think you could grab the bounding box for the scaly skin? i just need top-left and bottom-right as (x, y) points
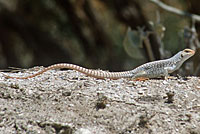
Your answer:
(4, 49), (195, 80)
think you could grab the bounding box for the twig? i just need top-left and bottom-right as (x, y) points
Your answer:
(149, 0), (200, 22)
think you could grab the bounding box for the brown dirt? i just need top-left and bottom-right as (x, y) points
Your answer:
(0, 68), (200, 134)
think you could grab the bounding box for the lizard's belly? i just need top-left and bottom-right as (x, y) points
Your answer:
(133, 68), (167, 79)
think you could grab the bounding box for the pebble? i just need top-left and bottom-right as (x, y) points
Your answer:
(163, 81), (168, 85)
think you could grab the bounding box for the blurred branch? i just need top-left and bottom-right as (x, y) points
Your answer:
(149, 0), (200, 22)
(138, 27), (155, 61)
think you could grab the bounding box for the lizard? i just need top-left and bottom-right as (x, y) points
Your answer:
(3, 49), (195, 80)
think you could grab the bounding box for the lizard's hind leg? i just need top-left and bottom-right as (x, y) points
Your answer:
(133, 77), (149, 81)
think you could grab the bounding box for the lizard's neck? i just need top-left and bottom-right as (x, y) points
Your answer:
(168, 51), (185, 71)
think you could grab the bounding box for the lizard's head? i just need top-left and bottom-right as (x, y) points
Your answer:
(168, 48), (195, 72)
(171, 48), (195, 68)
(180, 49), (195, 60)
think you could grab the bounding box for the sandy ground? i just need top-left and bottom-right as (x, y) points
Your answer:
(0, 68), (200, 134)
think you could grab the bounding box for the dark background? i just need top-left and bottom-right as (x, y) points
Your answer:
(0, 0), (199, 76)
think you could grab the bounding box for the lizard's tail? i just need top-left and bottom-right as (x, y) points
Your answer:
(4, 63), (133, 79)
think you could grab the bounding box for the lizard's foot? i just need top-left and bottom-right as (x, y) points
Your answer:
(164, 76), (176, 80)
(133, 77), (149, 81)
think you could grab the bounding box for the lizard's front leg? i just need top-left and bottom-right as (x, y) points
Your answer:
(163, 67), (175, 80)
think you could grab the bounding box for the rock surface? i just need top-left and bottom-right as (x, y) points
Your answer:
(0, 68), (200, 134)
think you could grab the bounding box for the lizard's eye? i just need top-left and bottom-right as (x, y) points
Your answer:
(184, 49), (191, 53)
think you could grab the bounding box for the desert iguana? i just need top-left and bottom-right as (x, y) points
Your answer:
(4, 49), (195, 80)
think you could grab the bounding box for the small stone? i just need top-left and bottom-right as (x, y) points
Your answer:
(196, 86), (200, 89)
(62, 91), (71, 96)
(163, 81), (168, 85)
(165, 91), (175, 103)
(69, 104), (74, 107)
(138, 90), (144, 95)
